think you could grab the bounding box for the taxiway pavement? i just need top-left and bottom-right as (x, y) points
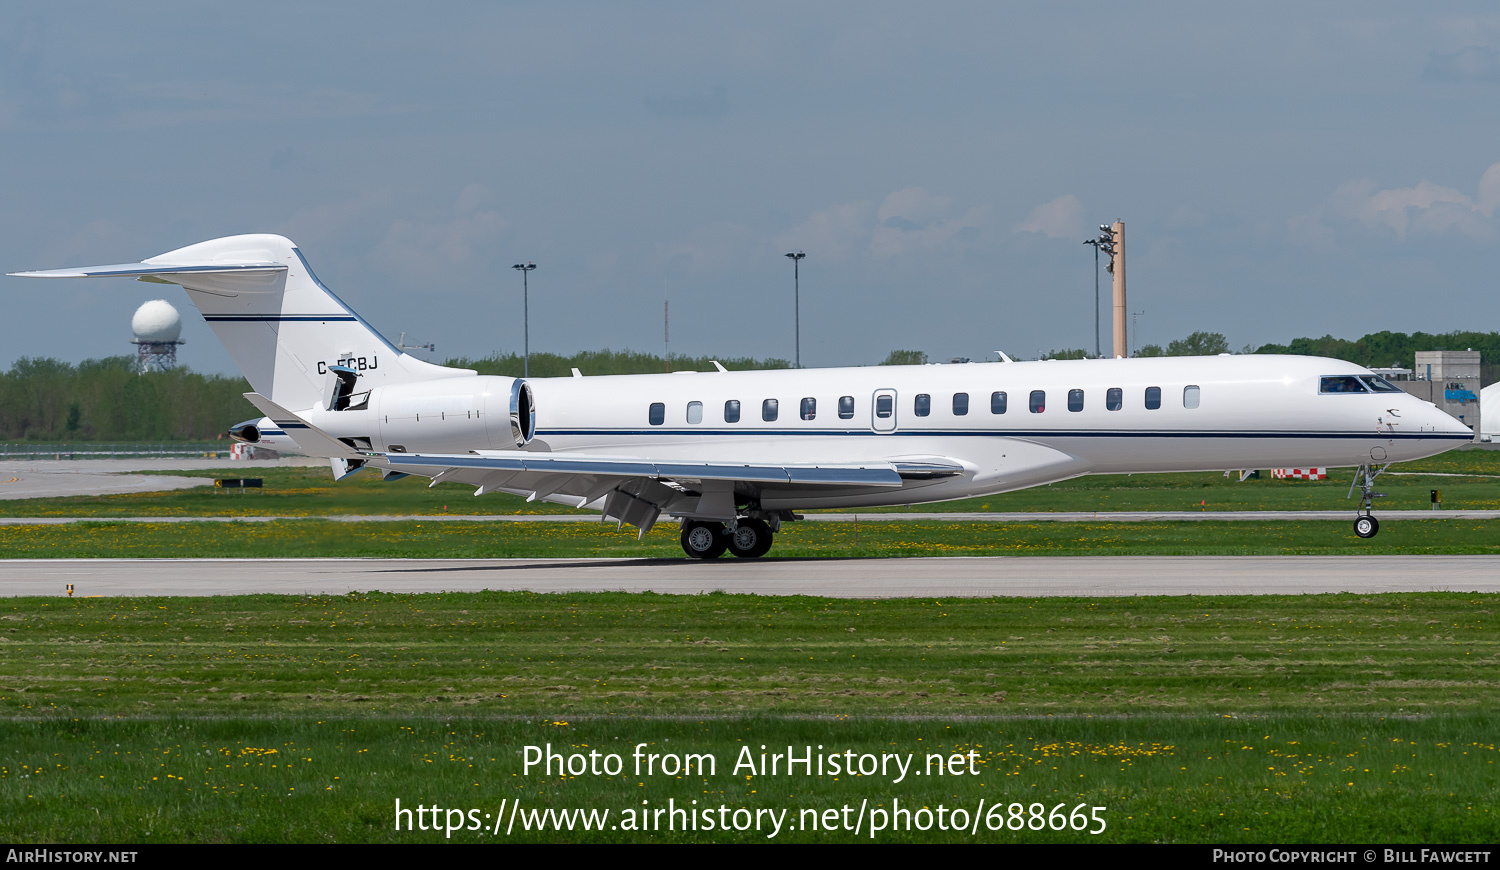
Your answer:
(3, 556), (1495, 598)
(0, 458), (323, 501)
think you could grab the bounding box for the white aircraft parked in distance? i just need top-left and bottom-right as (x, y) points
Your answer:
(12, 234), (1474, 557)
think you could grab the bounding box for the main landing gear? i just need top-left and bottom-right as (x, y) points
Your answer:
(1349, 464), (1388, 539)
(680, 517), (776, 559)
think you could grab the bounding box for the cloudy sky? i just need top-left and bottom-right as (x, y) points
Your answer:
(4, 2), (1500, 374)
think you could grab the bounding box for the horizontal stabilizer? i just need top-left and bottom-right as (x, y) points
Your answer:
(11, 233), (477, 413)
(9, 262), (286, 280)
(242, 393), (358, 458)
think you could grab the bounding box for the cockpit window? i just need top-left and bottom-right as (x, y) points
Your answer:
(1360, 375), (1403, 393)
(1320, 376), (1369, 394)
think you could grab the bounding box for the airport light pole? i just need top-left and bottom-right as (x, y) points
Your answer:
(1082, 236), (1103, 358)
(512, 262), (536, 377)
(785, 251), (805, 368)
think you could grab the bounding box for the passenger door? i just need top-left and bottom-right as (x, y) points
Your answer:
(871, 388), (897, 433)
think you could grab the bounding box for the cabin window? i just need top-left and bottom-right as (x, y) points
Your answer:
(1029, 390), (1045, 413)
(648, 402), (665, 426)
(1360, 375), (1402, 393)
(991, 391), (1008, 414)
(838, 395), (855, 419)
(952, 392), (969, 416)
(1320, 375), (1370, 394)
(1106, 387), (1123, 411)
(762, 398), (779, 422)
(1068, 389), (1084, 412)
(686, 401), (703, 424)
(1145, 386), (1161, 410)
(800, 397), (816, 421)
(724, 400), (740, 423)
(914, 394), (931, 417)
(875, 395), (894, 418)
(1183, 385), (1201, 409)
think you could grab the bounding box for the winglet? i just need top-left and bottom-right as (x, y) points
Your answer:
(242, 393), (358, 458)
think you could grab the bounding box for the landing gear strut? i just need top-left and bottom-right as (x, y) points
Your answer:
(1348, 464), (1388, 539)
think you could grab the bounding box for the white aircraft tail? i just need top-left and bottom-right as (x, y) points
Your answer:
(11, 234), (474, 411)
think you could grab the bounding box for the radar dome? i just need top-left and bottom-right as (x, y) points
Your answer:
(131, 300), (182, 343)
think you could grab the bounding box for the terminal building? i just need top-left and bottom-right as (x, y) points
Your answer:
(1373, 351), (1482, 442)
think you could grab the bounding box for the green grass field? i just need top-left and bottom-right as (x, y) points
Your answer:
(1, 591), (1497, 842)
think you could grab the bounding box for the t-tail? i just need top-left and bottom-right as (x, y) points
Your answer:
(9, 234), (474, 412)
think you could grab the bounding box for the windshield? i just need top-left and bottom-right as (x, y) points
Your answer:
(1320, 375), (1368, 394)
(1359, 375), (1403, 393)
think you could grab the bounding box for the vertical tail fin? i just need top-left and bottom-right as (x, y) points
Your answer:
(12, 234), (474, 410)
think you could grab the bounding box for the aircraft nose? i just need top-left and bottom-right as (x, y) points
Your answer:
(1421, 402), (1472, 436)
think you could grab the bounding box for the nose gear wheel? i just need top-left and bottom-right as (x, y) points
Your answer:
(1348, 464), (1389, 539)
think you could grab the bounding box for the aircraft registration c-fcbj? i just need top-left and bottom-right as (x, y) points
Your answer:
(11, 234), (1474, 557)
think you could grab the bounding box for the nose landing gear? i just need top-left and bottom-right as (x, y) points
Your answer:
(1348, 464), (1389, 538)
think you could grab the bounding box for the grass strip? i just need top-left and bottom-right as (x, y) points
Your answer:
(3, 591), (1494, 718)
(1, 714), (1496, 843)
(1, 590), (1497, 842)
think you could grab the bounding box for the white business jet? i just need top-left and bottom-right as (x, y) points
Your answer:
(12, 234), (1473, 557)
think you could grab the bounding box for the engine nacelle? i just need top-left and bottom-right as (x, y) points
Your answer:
(509, 378), (536, 446)
(227, 419), (261, 443)
(365, 375), (534, 453)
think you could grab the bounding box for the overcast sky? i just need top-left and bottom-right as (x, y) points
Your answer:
(5, 2), (1500, 374)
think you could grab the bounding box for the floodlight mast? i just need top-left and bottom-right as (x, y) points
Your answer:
(512, 262), (536, 377)
(1096, 222), (1126, 358)
(784, 252), (806, 368)
(1082, 236), (1103, 358)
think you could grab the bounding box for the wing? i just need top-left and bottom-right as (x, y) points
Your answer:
(230, 401), (964, 536)
(371, 450), (964, 536)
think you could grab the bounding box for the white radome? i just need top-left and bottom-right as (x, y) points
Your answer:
(131, 299), (182, 343)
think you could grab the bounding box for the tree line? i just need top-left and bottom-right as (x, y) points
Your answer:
(444, 348), (790, 377)
(1253, 330), (1499, 385)
(0, 349), (793, 442)
(0, 356), (257, 442)
(1042, 329), (1495, 384)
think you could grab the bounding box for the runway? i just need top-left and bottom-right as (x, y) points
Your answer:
(0, 458), (320, 501)
(5, 555), (1497, 598)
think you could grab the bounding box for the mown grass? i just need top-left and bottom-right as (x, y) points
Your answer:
(3, 446), (1498, 518)
(5, 591), (1496, 717)
(3, 517), (1500, 558)
(1, 591), (1496, 842)
(1, 715), (1495, 843)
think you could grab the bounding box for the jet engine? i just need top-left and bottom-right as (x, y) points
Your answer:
(228, 419), (261, 443)
(367, 375), (535, 453)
